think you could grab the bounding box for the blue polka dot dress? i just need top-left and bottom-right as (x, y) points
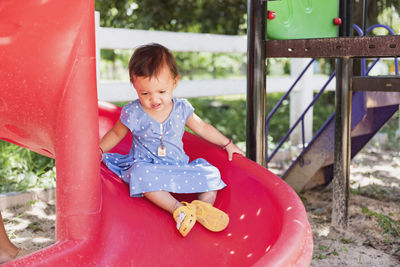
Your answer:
(103, 98), (226, 197)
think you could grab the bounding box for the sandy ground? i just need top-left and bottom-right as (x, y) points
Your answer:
(2, 148), (400, 266)
(303, 148), (400, 267)
(2, 200), (55, 255)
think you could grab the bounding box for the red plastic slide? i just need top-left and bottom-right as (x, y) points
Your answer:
(0, 1), (312, 266)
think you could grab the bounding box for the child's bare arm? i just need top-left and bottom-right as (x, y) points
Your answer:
(186, 113), (244, 161)
(100, 119), (129, 153)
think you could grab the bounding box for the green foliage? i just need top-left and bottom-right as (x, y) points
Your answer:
(312, 91), (336, 132)
(352, 0), (400, 32)
(175, 52), (246, 80)
(189, 97), (246, 142)
(187, 91), (336, 144)
(266, 93), (290, 142)
(362, 206), (400, 254)
(99, 50), (246, 82)
(95, 0), (247, 35)
(100, 49), (132, 80)
(266, 59), (291, 76)
(266, 91), (335, 142)
(379, 111), (400, 150)
(0, 140), (55, 193)
(100, 50), (246, 82)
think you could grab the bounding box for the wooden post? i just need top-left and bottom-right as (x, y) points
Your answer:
(332, 0), (353, 229)
(332, 57), (352, 229)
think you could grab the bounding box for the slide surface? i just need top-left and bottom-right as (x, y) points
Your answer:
(95, 102), (313, 266)
(0, 0), (312, 266)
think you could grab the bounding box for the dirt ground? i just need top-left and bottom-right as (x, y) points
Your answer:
(2, 148), (400, 266)
(303, 148), (400, 267)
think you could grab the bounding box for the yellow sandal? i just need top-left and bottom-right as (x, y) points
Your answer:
(183, 200), (229, 232)
(173, 205), (196, 237)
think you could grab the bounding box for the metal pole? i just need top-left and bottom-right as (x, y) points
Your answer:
(246, 0), (266, 165)
(332, 0), (353, 229)
(362, 0), (367, 34)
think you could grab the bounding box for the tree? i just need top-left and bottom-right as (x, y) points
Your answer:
(353, 0), (400, 33)
(95, 0), (247, 35)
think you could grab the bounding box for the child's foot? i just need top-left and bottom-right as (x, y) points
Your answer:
(173, 206), (196, 237)
(183, 200), (229, 232)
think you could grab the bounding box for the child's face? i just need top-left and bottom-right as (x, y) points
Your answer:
(132, 65), (179, 114)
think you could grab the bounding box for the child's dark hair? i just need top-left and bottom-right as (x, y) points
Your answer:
(128, 43), (179, 82)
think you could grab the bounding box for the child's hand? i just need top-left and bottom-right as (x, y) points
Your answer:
(225, 142), (245, 161)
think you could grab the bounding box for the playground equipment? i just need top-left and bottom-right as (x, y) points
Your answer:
(0, 0), (312, 265)
(247, 0), (400, 228)
(267, 0), (339, 39)
(267, 24), (400, 192)
(282, 25), (400, 191)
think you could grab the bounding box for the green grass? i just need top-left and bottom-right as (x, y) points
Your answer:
(362, 206), (400, 254)
(313, 243), (344, 260)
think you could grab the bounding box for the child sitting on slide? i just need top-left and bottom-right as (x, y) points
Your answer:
(100, 43), (244, 237)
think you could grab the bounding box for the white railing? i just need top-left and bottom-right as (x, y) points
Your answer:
(97, 27), (247, 53)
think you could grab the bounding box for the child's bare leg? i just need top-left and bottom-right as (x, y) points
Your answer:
(198, 191), (217, 205)
(143, 191), (182, 214)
